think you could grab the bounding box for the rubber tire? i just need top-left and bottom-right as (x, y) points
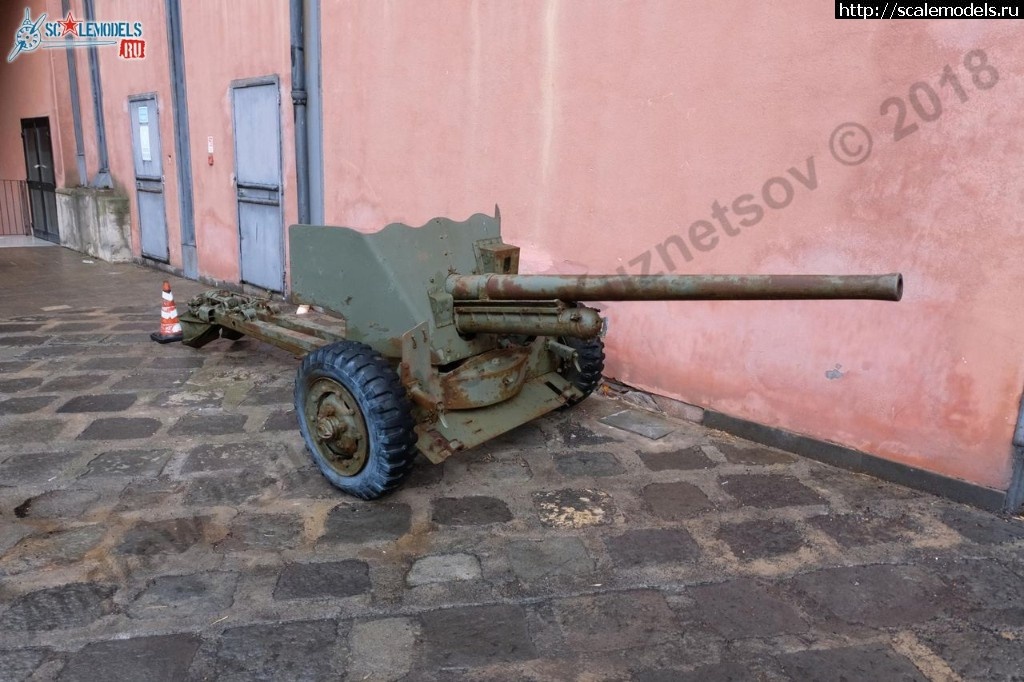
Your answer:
(294, 340), (417, 499)
(558, 334), (606, 407)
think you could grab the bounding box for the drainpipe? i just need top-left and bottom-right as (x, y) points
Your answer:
(83, 0), (111, 189)
(303, 0), (324, 224)
(62, 0), (86, 186)
(290, 0), (310, 224)
(164, 0), (198, 278)
(1007, 389), (1024, 513)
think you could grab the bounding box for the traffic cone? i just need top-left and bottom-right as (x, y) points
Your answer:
(150, 280), (183, 343)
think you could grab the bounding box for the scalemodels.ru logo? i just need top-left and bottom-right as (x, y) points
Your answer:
(7, 7), (146, 63)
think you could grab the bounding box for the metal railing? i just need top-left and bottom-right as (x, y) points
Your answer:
(0, 180), (31, 237)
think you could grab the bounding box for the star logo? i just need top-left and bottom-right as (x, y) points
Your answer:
(58, 11), (80, 37)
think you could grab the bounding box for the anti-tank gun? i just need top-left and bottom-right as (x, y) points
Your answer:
(180, 210), (902, 498)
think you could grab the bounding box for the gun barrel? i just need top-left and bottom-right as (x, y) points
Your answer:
(446, 273), (903, 302)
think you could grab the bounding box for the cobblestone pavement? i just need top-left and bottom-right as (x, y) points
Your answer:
(1, 249), (1023, 681)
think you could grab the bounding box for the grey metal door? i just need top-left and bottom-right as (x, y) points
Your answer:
(21, 117), (59, 243)
(128, 96), (169, 261)
(232, 79), (283, 292)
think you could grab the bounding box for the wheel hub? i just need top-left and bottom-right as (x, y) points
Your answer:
(304, 379), (369, 476)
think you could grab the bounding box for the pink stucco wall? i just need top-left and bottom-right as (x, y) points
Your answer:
(3, 1), (1020, 492)
(320, 2), (1023, 491)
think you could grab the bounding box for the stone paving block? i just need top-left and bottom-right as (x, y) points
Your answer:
(787, 564), (946, 628)
(690, 579), (807, 638)
(638, 446), (713, 471)
(0, 335), (49, 346)
(213, 619), (344, 681)
(81, 448), (172, 478)
(279, 466), (340, 499)
(0, 648), (50, 682)
(240, 385), (293, 405)
(114, 517), (206, 556)
(507, 538), (595, 581)
(115, 480), (182, 511)
(111, 321), (158, 332)
(77, 356), (144, 370)
(809, 511), (921, 548)
(777, 644), (926, 682)
(129, 572), (238, 619)
(442, 457), (532, 487)
(0, 451), (73, 485)
(349, 617), (416, 681)
(636, 661), (767, 682)
(715, 442), (796, 465)
(917, 621), (1024, 681)
(489, 422), (548, 449)
(183, 471), (275, 506)
(642, 481), (712, 520)
(218, 513), (305, 551)
(39, 374), (109, 392)
(408, 553), (482, 586)
(320, 503), (412, 544)
(274, 560), (371, 600)
(56, 393), (137, 413)
(111, 370), (192, 391)
(939, 506), (1024, 544)
(59, 634), (201, 682)
(936, 557), (1024, 627)
(0, 395), (55, 415)
(534, 488), (615, 528)
(0, 583), (115, 631)
(605, 528), (701, 567)
(0, 377), (43, 393)
(0, 323), (44, 333)
(150, 389), (223, 409)
(719, 474), (826, 509)
(261, 408), (297, 432)
(148, 355), (205, 369)
(13, 489), (100, 519)
(557, 420), (619, 446)
(809, 467), (920, 504)
(554, 590), (679, 652)
(77, 417), (161, 440)
(0, 526), (106, 574)
(403, 456), (446, 488)
(0, 419), (65, 443)
(0, 360), (34, 373)
(552, 451), (624, 477)
(432, 496), (512, 526)
(167, 412), (247, 437)
(717, 519), (805, 559)
(599, 409), (677, 440)
(48, 321), (105, 332)
(181, 441), (257, 472)
(420, 604), (537, 667)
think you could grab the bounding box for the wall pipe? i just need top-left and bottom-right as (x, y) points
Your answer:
(83, 0), (111, 188)
(303, 0), (324, 224)
(62, 0), (86, 186)
(289, 0), (310, 224)
(164, 0), (197, 277)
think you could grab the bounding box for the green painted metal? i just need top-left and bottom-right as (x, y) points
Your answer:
(446, 273), (904, 301)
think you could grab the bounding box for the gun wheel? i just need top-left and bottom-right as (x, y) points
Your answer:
(558, 334), (606, 407)
(294, 340), (417, 499)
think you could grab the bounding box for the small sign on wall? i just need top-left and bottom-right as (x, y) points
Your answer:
(138, 105), (151, 162)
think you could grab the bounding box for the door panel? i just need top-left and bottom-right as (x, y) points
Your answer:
(128, 97), (169, 261)
(232, 80), (283, 292)
(21, 118), (59, 242)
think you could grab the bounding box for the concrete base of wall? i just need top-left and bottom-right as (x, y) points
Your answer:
(606, 381), (1015, 514)
(56, 188), (131, 262)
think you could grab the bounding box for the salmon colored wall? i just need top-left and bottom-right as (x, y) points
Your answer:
(180, 1), (297, 284)
(0, 0), (68, 185)
(320, 1), (1024, 491)
(77, 0), (182, 266)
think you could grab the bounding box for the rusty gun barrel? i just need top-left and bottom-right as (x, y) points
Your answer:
(446, 273), (903, 302)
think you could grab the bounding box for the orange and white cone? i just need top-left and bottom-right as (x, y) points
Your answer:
(150, 280), (183, 344)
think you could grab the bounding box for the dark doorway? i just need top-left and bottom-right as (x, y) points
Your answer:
(21, 117), (59, 243)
